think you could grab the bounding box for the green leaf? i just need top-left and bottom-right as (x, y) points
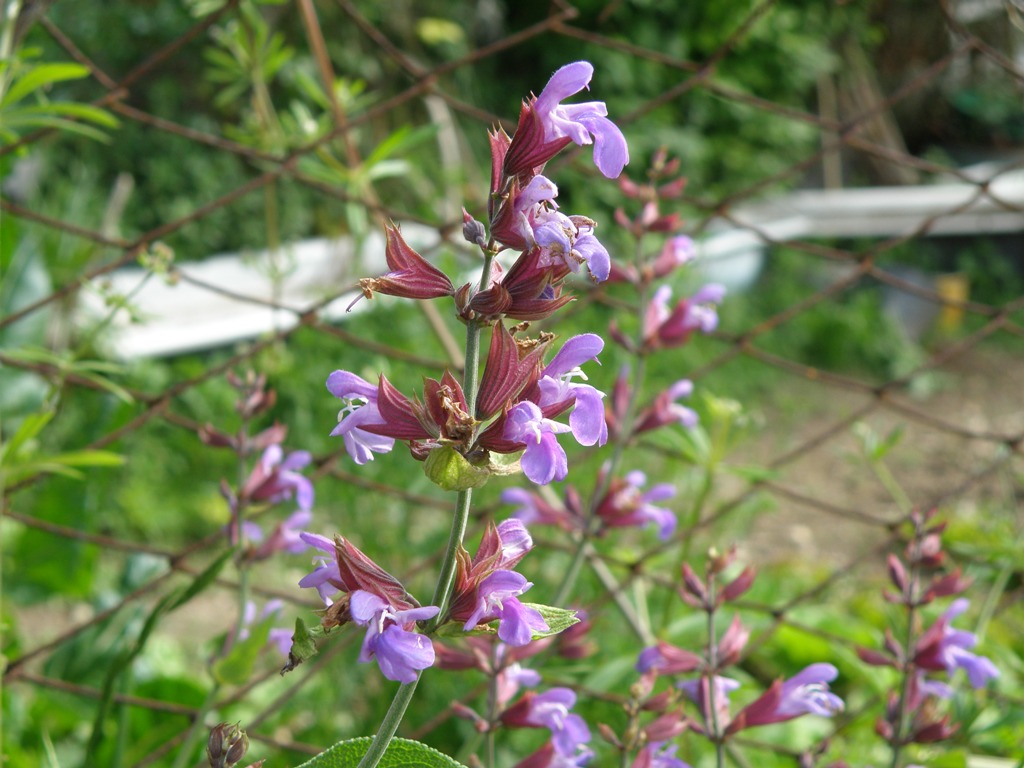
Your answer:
(424, 446), (490, 491)
(10, 101), (119, 127)
(0, 407), (55, 462)
(281, 617), (332, 673)
(2, 63), (89, 106)
(520, 603), (579, 639)
(294, 736), (467, 768)
(46, 449), (125, 468)
(212, 613), (275, 686)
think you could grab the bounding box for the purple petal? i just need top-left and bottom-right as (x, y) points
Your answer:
(552, 713), (591, 757)
(497, 518), (534, 563)
(394, 604), (441, 624)
(522, 433), (568, 485)
(327, 370), (377, 399)
(544, 334), (604, 378)
(298, 532), (335, 553)
(496, 598), (544, 646)
(568, 384), (607, 447)
(349, 590), (388, 624)
(268, 627), (293, 658)
(373, 625), (436, 683)
(279, 450), (312, 471)
(536, 62), (594, 114)
(578, 114), (629, 178)
(642, 483), (677, 504)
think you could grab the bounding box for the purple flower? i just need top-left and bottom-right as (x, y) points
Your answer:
(496, 658), (542, 708)
(297, 532), (342, 605)
(643, 284), (725, 350)
(634, 379), (699, 435)
(502, 487), (576, 529)
(241, 444), (315, 511)
(496, 518), (534, 566)
(680, 675), (741, 730)
(349, 590), (440, 683)
(538, 334), (608, 447)
(599, 470), (677, 540)
(534, 61), (629, 178)
(327, 370), (395, 464)
(772, 663), (845, 718)
(247, 508), (313, 559)
(635, 641), (701, 675)
(513, 180), (612, 283)
(463, 570), (548, 646)
(731, 664), (844, 731)
(524, 688), (592, 758)
(504, 401), (572, 485)
(915, 598), (999, 688)
(634, 742), (691, 768)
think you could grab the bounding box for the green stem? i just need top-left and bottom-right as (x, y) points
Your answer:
(172, 419), (253, 768)
(704, 577), (726, 768)
(553, 351), (648, 607)
(355, 680), (420, 768)
(356, 252), (494, 768)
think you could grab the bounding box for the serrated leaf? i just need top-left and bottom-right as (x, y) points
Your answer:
(294, 736), (467, 768)
(521, 603), (579, 638)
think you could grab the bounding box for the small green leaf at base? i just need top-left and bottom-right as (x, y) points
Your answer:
(281, 617), (331, 674)
(294, 736), (467, 768)
(522, 603), (579, 639)
(424, 446), (490, 491)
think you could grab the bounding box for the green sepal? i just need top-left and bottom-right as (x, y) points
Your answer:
(294, 736), (467, 768)
(424, 445), (491, 491)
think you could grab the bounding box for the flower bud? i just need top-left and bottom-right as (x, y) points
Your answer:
(462, 209), (487, 248)
(208, 722), (249, 768)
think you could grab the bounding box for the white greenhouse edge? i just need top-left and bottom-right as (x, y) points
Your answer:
(80, 170), (1024, 360)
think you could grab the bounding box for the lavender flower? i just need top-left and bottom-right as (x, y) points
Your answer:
(643, 283), (726, 350)
(633, 742), (691, 768)
(504, 401), (573, 485)
(514, 176), (611, 282)
(326, 370), (394, 464)
(297, 532), (342, 605)
(349, 590), (440, 683)
(915, 598), (1000, 688)
(634, 379), (698, 435)
(523, 688), (592, 758)
(769, 663), (845, 719)
(463, 570), (548, 646)
(241, 444), (314, 510)
(598, 470), (677, 540)
(534, 61), (629, 178)
(537, 334), (608, 448)
(731, 663), (844, 731)
(247, 508), (312, 559)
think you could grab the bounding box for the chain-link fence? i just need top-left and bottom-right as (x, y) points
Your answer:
(2, 0), (1022, 766)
